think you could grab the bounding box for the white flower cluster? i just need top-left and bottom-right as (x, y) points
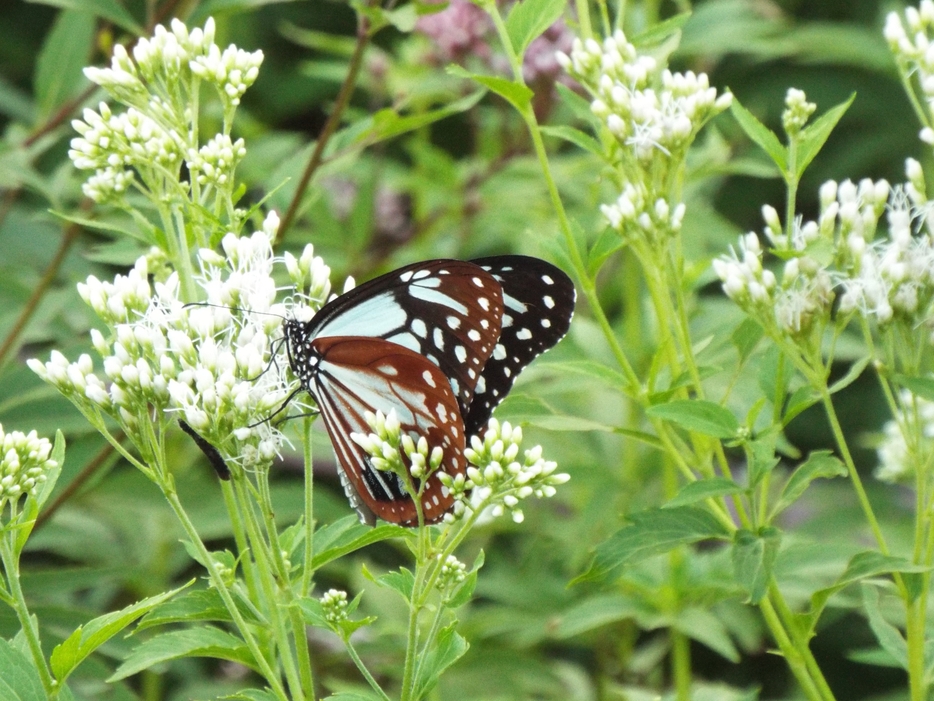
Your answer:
(350, 409), (444, 481)
(30, 214), (323, 471)
(557, 30), (732, 162)
(885, 2), (934, 144)
(437, 554), (467, 588)
(440, 419), (569, 525)
(875, 391), (934, 483)
(600, 181), (686, 240)
(713, 175), (918, 338)
(71, 18), (262, 204)
(0, 427), (56, 511)
(320, 588), (350, 623)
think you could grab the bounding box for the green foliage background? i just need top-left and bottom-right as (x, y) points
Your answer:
(0, 0), (922, 699)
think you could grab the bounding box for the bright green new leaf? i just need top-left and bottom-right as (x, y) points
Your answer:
(540, 125), (605, 157)
(730, 98), (787, 173)
(51, 583), (189, 684)
(0, 638), (46, 701)
(376, 567), (415, 601)
(665, 477), (744, 508)
(794, 93), (855, 179)
(109, 626), (256, 681)
(772, 450), (847, 518)
(446, 65), (533, 112)
(367, 91), (485, 143)
(35, 9), (94, 119)
(646, 399), (739, 439)
(505, 0), (566, 56)
(538, 360), (630, 393)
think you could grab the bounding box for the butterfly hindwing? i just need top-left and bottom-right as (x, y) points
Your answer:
(464, 256), (576, 436)
(308, 336), (467, 526)
(307, 260), (504, 415)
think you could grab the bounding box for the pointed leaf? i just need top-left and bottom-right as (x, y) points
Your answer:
(665, 477), (744, 508)
(446, 65), (533, 112)
(795, 93), (856, 178)
(581, 506), (731, 581)
(538, 360), (629, 392)
(646, 400), (739, 439)
(893, 375), (934, 402)
(35, 9), (94, 117)
(412, 626), (468, 699)
(673, 607), (740, 663)
(312, 520), (410, 570)
(0, 638), (46, 701)
(540, 125), (604, 157)
(138, 588), (263, 630)
(748, 433), (780, 489)
(730, 98), (786, 173)
(505, 0), (566, 56)
(375, 567), (415, 601)
(782, 385), (820, 425)
(828, 356), (870, 395)
(731, 528), (780, 604)
(861, 584), (908, 670)
(772, 450), (847, 517)
(51, 583), (189, 683)
(630, 12), (691, 47)
(731, 318), (764, 364)
(109, 626), (256, 681)
(366, 91), (485, 143)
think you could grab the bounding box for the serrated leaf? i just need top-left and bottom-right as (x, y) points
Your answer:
(138, 588), (263, 630)
(376, 567), (415, 601)
(311, 521), (409, 570)
(108, 626), (256, 681)
(51, 584), (188, 683)
(412, 626), (468, 699)
(35, 9), (94, 118)
(730, 98), (787, 173)
(446, 65), (533, 112)
(0, 638), (46, 701)
(731, 318), (764, 364)
(580, 506), (731, 581)
(505, 0), (566, 56)
(646, 400), (739, 439)
(731, 528), (780, 604)
(794, 93), (855, 179)
(27, 0), (142, 32)
(861, 584), (908, 670)
(772, 450), (847, 518)
(540, 125), (604, 157)
(802, 552), (930, 636)
(665, 477), (744, 508)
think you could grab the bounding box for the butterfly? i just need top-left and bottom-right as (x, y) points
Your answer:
(284, 255), (576, 526)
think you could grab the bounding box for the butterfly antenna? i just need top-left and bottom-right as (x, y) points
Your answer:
(182, 301), (288, 321)
(247, 386), (310, 429)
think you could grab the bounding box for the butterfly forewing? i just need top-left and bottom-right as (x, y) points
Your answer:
(308, 336), (468, 526)
(463, 256), (576, 436)
(306, 260), (505, 414)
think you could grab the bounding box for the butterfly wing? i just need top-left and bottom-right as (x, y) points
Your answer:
(463, 256), (576, 436)
(306, 260), (504, 416)
(309, 336), (468, 526)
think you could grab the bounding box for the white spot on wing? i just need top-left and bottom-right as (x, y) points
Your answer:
(422, 370), (437, 387)
(541, 318), (552, 328)
(542, 274), (554, 285)
(455, 345), (467, 363)
(447, 316), (461, 330)
(516, 328), (533, 340)
(493, 344), (507, 360)
(543, 295), (555, 309)
(468, 330), (481, 341)
(478, 297), (490, 311)
(412, 319), (427, 337)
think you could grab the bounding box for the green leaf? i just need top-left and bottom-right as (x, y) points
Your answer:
(772, 450), (847, 518)
(828, 356), (870, 395)
(365, 91), (485, 143)
(540, 125), (604, 157)
(223, 690), (281, 701)
(861, 584), (908, 670)
(588, 226), (627, 273)
(782, 385), (820, 425)
(34, 9), (94, 118)
(665, 477), (744, 508)
(646, 399), (739, 439)
(138, 588), (263, 630)
(673, 607), (740, 663)
(731, 527), (780, 604)
(495, 393), (618, 432)
(0, 637), (46, 701)
(730, 318), (764, 364)
(27, 0), (142, 33)
(51, 584), (189, 683)
(376, 567), (415, 601)
(555, 82), (598, 125)
(323, 692), (385, 701)
(730, 98), (787, 173)
(551, 594), (643, 638)
(311, 519), (409, 570)
(803, 552), (929, 636)
(892, 375), (934, 402)
(537, 360), (630, 392)
(581, 506), (731, 581)
(412, 625), (469, 699)
(747, 433), (779, 489)
(630, 11), (691, 47)
(109, 626), (256, 681)
(794, 93), (856, 179)
(384, 4), (418, 31)
(446, 550), (484, 609)
(446, 65), (533, 112)
(505, 0), (566, 56)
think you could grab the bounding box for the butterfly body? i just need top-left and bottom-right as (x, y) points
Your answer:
(284, 256), (575, 526)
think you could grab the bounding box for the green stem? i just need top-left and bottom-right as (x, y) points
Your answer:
(399, 563), (427, 701)
(907, 598), (927, 701)
(345, 637), (392, 701)
(670, 628), (691, 701)
(0, 534), (56, 697)
(302, 417), (315, 597)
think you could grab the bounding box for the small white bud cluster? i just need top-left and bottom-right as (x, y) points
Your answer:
(600, 182), (686, 242)
(875, 390), (934, 483)
(350, 409), (444, 481)
(557, 30), (732, 164)
(781, 88), (817, 136)
(187, 134), (246, 188)
(0, 426), (56, 513)
(30, 216), (303, 470)
(885, 3), (934, 144)
(320, 589), (350, 623)
(437, 554), (467, 591)
(439, 419), (569, 525)
(284, 242), (333, 308)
